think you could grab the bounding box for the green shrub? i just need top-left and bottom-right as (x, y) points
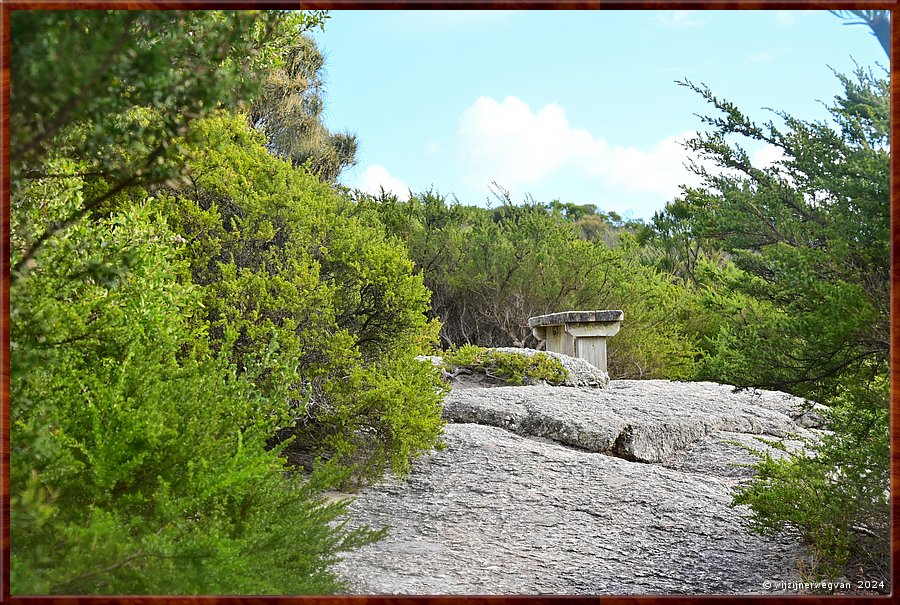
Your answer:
(156, 113), (445, 482)
(732, 372), (889, 588)
(361, 190), (702, 380)
(443, 345), (568, 386)
(11, 184), (381, 594)
(669, 70), (891, 589)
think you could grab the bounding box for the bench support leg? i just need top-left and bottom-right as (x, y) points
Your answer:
(533, 325), (575, 357)
(575, 336), (608, 373)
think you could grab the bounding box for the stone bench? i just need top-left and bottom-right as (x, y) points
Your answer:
(528, 310), (624, 372)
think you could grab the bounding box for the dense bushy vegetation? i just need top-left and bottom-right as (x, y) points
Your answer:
(11, 8), (888, 596)
(156, 113), (444, 482)
(355, 190), (706, 380)
(11, 10), (439, 594)
(11, 192), (383, 593)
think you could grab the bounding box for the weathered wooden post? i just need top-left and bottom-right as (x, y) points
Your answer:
(528, 310), (624, 372)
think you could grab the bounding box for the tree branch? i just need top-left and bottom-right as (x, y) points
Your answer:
(14, 12), (140, 162)
(12, 176), (139, 283)
(12, 139), (179, 284)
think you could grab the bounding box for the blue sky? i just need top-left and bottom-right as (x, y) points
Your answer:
(311, 10), (887, 221)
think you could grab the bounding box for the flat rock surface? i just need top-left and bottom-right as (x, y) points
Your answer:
(334, 380), (819, 595)
(443, 380), (820, 463)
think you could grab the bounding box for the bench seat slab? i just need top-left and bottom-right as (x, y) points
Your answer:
(529, 310), (624, 372)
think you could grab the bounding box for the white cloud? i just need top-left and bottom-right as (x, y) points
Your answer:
(456, 96), (703, 207)
(752, 144), (786, 169)
(585, 133), (703, 196)
(457, 96), (596, 187)
(359, 164), (411, 200)
(657, 10), (707, 28)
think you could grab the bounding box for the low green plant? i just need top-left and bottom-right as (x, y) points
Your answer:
(11, 187), (383, 594)
(731, 372), (889, 589)
(443, 345), (568, 386)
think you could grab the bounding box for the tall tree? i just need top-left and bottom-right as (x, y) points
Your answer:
(675, 68), (889, 400)
(657, 68), (889, 585)
(249, 34), (358, 182)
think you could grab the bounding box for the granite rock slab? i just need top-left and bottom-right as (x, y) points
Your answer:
(333, 380), (821, 595)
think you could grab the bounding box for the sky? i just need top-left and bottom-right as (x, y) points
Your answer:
(310, 10), (888, 221)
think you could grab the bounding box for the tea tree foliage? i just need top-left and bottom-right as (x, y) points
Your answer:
(358, 190), (704, 380)
(11, 9), (439, 594)
(157, 113), (445, 481)
(649, 68), (889, 586)
(665, 68), (889, 402)
(11, 180), (383, 594)
(730, 379), (889, 583)
(10, 9), (325, 280)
